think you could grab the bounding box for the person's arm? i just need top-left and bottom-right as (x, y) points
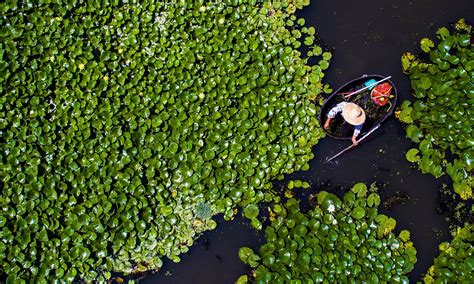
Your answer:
(352, 124), (363, 145)
(324, 117), (332, 129)
(351, 135), (358, 145)
(325, 102), (345, 129)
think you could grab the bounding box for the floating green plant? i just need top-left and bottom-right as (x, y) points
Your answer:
(424, 225), (474, 283)
(237, 183), (417, 283)
(398, 19), (473, 200)
(288, 179), (311, 189)
(0, 0), (331, 281)
(195, 202), (212, 220)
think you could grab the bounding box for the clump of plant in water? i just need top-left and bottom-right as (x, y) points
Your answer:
(437, 184), (473, 228)
(237, 183), (417, 283)
(0, 0), (331, 281)
(424, 225), (474, 283)
(195, 202), (213, 220)
(283, 179), (311, 199)
(288, 179), (311, 190)
(397, 19), (473, 200)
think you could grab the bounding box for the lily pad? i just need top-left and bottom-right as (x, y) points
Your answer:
(0, 0), (332, 281)
(397, 19), (473, 201)
(237, 183), (417, 282)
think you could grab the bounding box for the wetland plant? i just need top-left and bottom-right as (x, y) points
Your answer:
(424, 225), (474, 283)
(195, 202), (212, 220)
(398, 19), (473, 201)
(237, 183), (417, 283)
(0, 0), (331, 281)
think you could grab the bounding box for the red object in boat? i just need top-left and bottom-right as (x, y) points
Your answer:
(371, 82), (392, 106)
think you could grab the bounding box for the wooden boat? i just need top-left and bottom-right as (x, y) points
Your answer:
(319, 74), (397, 140)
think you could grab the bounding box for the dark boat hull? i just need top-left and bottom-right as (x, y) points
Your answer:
(319, 74), (398, 140)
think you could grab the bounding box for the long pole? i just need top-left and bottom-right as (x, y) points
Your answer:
(324, 124), (381, 164)
(343, 76), (391, 99)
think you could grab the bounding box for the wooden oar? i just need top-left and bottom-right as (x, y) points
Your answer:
(343, 76), (391, 100)
(323, 124), (381, 164)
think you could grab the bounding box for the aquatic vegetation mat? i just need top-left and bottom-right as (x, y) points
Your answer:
(0, 0), (331, 281)
(424, 225), (473, 283)
(237, 183), (417, 283)
(437, 184), (473, 228)
(398, 19), (473, 200)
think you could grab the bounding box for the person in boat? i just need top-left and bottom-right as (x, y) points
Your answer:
(323, 102), (366, 145)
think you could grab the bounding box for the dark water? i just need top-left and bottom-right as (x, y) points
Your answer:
(143, 1), (473, 283)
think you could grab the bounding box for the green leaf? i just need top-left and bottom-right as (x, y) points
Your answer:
(406, 125), (423, 143)
(236, 275), (248, 284)
(169, 142), (179, 154)
(351, 206), (366, 219)
(288, 180), (294, 189)
(244, 204), (259, 219)
(351, 183), (368, 197)
(405, 148), (421, 163)
(367, 193), (381, 207)
(204, 149), (215, 160)
(436, 27), (450, 40)
(398, 101), (414, 123)
(250, 218), (262, 230)
(418, 77), (432, 90)
(420, 38), (434, 53)
(399, 230), (411, 242)
(239, 247), (260, 267)
(457, 34), (470, 47)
